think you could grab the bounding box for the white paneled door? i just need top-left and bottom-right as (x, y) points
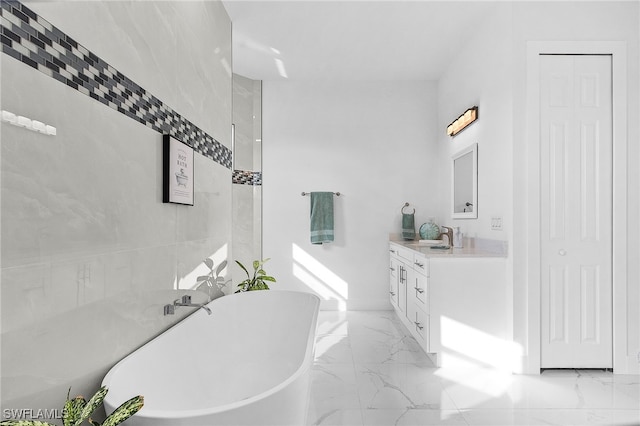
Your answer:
(540, 55), (612, 369)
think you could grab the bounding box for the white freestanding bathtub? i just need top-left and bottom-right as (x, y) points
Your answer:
(102, 290), (320, 425)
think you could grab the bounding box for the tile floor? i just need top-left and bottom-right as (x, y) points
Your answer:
(306, 311), (640, 426)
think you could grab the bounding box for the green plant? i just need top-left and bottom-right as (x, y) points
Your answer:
(196, 258), (228, 299)
(235, 258), (275, 292)
(0, 387), (143, 426)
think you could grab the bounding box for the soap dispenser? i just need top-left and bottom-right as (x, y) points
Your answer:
(453, 227), (464, 248)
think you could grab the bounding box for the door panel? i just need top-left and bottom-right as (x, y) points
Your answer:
(540, 55), (612, 368)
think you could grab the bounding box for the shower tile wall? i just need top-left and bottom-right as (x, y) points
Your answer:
(232, 74), (262, 267)
(1, 0), (232, 415)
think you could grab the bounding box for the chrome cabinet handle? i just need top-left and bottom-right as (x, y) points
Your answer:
(390, 291), (396, 296)
(390, 266), (395, 271)
(414, 287), (424, 294)
(414, 261), (424, 268)
(415, 322), (424, 330)
(390, 249), (396, 253)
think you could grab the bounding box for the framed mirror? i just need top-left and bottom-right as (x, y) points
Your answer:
(452, 143), (478, 219)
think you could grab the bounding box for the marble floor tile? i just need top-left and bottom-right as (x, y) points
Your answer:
(361, 409), (469, 425)
(308, 363), (361, 414)
(350, 333), (429, 365)
(306, 311), (640, 426)
(315, 334), (354, 364)
(307, 408), (364, 426)
(355, 363), (457, 410)
(459, 408), (640, 425)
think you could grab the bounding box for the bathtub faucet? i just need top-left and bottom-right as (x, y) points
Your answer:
(164, 295), (212, 315)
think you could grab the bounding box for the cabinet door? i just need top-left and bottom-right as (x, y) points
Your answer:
(407, 298), (429, 352)
(398, 263), (407, 315)
(414, 272), (428, 311)
(389, 256), (399, 308)
(407, 266), (428, 311)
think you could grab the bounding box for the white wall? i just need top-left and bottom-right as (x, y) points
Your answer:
(436, 0), (639, 374)
(263, 80), (439, 310)
(436, 3), (513, 244)
(1, 0), (233, 412)
(510, 1), (640, 374)
(263, 0), (639, 374)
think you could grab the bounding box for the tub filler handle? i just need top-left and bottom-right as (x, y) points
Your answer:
(163, 304), (175, 315)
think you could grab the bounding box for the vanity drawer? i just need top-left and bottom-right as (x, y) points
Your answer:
(390, 243), (413, 262)
(412, 253), (429, 276)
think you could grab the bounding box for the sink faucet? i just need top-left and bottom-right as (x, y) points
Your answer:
(165, 295), (212, 315)
(439, 226), (454, 246)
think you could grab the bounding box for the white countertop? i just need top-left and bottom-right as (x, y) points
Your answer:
(390, 238), (507, 258)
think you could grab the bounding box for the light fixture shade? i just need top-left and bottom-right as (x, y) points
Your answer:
(447, 106), (478, 137)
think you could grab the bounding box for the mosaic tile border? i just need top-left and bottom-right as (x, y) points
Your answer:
(0, 0), (232, 169)
(232, 170), (262, 186)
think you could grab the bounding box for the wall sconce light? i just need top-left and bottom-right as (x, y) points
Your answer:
(447, 106), (478, 137)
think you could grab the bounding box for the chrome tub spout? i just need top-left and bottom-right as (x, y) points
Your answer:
(165, 295), (212, 315)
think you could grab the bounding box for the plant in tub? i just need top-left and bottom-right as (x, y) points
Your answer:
(0, 387), (143, 426)
(235, 258), (275, 292)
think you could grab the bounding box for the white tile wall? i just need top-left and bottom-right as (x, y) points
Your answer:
(1, 0), (232, 415)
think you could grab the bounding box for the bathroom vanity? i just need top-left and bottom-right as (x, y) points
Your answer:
(389, 239), (509, 369)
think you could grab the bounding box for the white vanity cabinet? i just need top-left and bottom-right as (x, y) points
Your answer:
(389, 243), (413, 315)
(389, 254), (399, 307)
(407, 252), (429, 350)
(389, 240), (508, 368)
(389, 243), (431, 354)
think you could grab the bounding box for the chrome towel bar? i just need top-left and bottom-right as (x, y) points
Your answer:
(301, 192), (341, 196)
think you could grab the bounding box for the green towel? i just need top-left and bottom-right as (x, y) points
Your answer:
(402, 213), (415, 240)
(310, 192), (334, 244)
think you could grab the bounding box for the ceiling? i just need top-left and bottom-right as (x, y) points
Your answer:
(222, 1), (498, 81)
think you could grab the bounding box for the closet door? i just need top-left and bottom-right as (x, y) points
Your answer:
(540, 54), (612, 368)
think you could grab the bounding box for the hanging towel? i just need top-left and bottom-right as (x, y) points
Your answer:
(310, 192), (334, 244)
(402, 213), (416, 240)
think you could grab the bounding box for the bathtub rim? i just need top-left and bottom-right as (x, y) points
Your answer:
(102, 290), (320, 420)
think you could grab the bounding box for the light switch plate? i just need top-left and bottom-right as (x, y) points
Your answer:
(491, 216), (503, 231)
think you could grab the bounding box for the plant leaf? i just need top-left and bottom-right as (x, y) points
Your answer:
(102, 395), (144, 426)
(63, 395), (86, 426)
(75, 386), (108, 426)
(252, 260), (260, 270)
(0, 421), (57, 426)
(261, 276), (276, 282)
(235, 260), (250, 279)
(196, 275), (211, 283)
(203, 258), (214, 269)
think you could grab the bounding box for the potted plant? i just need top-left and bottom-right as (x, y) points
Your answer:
(0, 386), (143, 426)
(235, 258), (275, 292)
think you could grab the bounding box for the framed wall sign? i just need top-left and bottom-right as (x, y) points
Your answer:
(163, 135), (194, 205)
